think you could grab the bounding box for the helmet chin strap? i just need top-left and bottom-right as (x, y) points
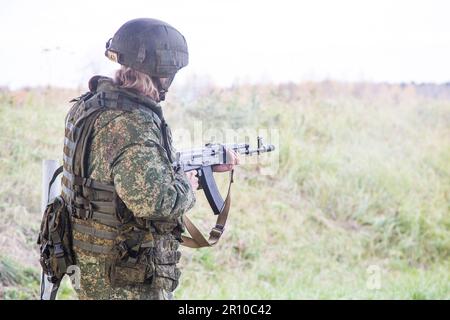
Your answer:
(153, 75), (175, 102)
(159, 88), (167, 102)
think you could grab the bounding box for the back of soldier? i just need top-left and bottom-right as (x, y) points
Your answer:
(56, 18), (238, 300)
(62, 19), (196, 300)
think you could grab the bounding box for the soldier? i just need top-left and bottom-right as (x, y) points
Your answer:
(61, 18), (238, 300)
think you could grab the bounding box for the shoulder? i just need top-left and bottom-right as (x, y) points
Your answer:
(93, 107), (162, 144)
(89, 107), (163, 170)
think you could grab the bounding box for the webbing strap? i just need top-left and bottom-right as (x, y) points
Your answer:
(40, 273), (60, 300)
(72, 206), (120, 227)
(89, 201), (116, 214)
(73, 176), (115, 193)
(73, 239), (113, 254)
(65, 121), (78, 141)
(66, 121), (74, 131)
(47, 166), (63, 202)
(62, 184), (74, 199)
(181, 170), (233, 248)
(48, 213), (67, 277)
(63, 161), (72, 173)
(72, 223), (117, 240)
(64, 137), (76, 152)
(63, 154), (72, 167)
(92, 212), (120, 226)
(63, 170), (73, 184)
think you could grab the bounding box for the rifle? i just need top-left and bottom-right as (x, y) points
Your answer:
(173, 137), (275, 248)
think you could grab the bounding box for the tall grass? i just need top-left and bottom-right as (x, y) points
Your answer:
(0, 82), (449, 299)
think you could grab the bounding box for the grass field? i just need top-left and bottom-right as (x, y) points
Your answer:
(0, 81), (449, 299)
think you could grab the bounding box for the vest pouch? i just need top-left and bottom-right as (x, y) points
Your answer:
(107, 233), (155, 286)
(150, 237), (181, 292)
(151, 264), (181, 292)
(109, 261), (148, 286)
(153, 238), (181, 265)
(37, 196), (76, 283)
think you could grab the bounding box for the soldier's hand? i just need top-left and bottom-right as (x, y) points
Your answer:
(213, 148), (240, 172)
(185, 170), (199, 190)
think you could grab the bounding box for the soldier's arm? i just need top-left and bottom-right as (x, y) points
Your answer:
(104, 111), (196, 219)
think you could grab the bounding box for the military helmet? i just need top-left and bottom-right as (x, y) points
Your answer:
(105, 18), (189, 78)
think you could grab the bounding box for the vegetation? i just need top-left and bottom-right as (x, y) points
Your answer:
(0, 81), (449, 299)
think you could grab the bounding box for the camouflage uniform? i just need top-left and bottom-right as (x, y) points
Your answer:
(63, 77), (195, 300)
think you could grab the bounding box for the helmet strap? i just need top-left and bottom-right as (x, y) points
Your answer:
(153, 78), (166, 101)
(153, 75), (175, 102)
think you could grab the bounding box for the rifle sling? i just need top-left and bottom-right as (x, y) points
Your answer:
(181, 170), (233, 248)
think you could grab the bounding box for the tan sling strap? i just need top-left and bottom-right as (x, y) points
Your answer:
(181, 170), (233, 248)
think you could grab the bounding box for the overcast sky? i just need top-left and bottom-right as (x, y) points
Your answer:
(0, 0), (449, 89)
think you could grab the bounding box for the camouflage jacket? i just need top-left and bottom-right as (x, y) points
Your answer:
(67, 77), (195, 299)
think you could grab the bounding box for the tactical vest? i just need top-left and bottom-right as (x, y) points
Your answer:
(62, 76), (181, 290)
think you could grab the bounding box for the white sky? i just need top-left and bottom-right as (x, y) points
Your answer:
(0, 0), (449, 89)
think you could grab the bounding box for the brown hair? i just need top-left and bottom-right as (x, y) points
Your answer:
(114, 66), (160, 101)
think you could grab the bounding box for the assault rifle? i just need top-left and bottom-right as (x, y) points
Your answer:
(174, 136), (275, 214)
(173, 137), (275, 248)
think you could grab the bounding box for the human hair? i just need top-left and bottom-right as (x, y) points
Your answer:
(114, 66), (160, 101)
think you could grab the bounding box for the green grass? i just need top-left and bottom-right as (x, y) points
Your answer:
(0, 255), (40, 299)
(0, 82), (449, 299)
